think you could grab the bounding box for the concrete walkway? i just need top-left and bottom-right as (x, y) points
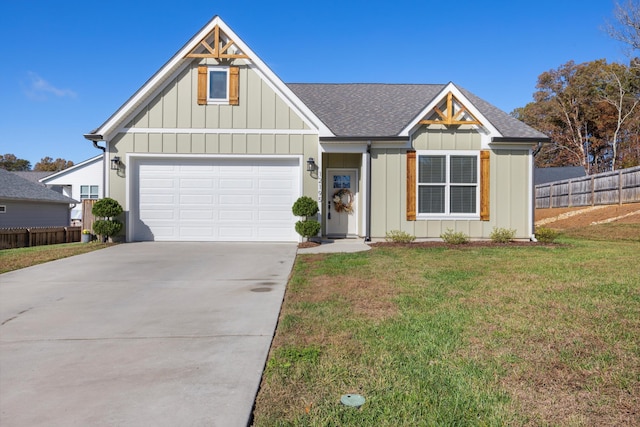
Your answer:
(0, 242), (296, 427)
(296, 238), (372, 254)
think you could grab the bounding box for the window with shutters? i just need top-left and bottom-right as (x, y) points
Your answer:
(417, 151), (479, 219)
(198, 65), (239, 105)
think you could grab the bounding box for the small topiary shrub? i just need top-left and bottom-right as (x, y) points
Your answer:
(292, 196), (319, 218)
(440, 228), (469, 244)
(535, 227), (559, 243)
(295, 220), (321, 240)
(385, 230), (416, 243)
(92, 197), (123, 218)
(490, 227), (516, 243)
(93, 219), (123, 238)
(92, 197), (124, 241)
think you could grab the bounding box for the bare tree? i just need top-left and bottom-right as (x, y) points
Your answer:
(606, 1), (640, 52)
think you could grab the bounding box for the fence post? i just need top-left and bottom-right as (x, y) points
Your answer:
(568, 180), (572, 207)
(591, 176), (595, 206)
(549, 183), (554, 208)
(618, 170), (623, 205)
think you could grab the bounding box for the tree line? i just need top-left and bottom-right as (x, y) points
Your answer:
(0, 154), (74, 172)
(514, 1), (640, 174)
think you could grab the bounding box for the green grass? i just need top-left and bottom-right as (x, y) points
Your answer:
(253, 230), (640, 426)
(0, 242), (114, 273)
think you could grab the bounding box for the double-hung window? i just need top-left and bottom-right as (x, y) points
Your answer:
(208, 67), (229, 102)
(417, 151), (479, 218)
(80, 185), (99, 200)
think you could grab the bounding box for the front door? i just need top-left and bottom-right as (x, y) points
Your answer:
(326, 169), (358, 237)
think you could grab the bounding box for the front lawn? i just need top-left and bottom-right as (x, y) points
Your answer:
(0, 242), (114, 274)
(253, 230), (640, 425)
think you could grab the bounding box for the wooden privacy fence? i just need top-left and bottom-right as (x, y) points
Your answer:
(535, 166), (640, 208)
(0, 226), (81, 250)
(82, 199), (97, 232)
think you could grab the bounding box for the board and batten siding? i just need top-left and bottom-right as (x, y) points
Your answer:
(108, 63), (320, 212)
(370, 128), (532, 239)
(125, 64), (310, 131)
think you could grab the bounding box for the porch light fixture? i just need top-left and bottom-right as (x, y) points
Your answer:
(110, 156), (121, 171)
(306, 157), (317, 173)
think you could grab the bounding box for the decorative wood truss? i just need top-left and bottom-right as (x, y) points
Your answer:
(185, 25), (250, 60)
(419, 92), (482, 126)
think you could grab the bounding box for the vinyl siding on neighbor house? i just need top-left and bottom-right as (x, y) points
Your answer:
(0, 201), (70, 228)
(369, 128), (532, 239)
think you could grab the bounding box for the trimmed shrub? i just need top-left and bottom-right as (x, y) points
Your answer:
(292, 196), (319, 218)
(490, 227), (516, 243)
(93, 219), (123, 238)
(385, 230), (416, 243)
(92, 197), (123, 218)
(535, 227), (559, 243)
(440, 228), (469, 244)
(295, 220), (321, 240)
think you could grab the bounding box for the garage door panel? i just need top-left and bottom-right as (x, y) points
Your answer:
(134, 157), (300, 242)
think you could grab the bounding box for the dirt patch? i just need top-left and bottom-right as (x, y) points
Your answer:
(535, 203), (640, 229)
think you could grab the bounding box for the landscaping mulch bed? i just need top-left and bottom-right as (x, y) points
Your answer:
(370, 240), (552, 249)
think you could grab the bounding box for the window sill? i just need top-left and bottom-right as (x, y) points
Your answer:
(416, 215), (480, 221)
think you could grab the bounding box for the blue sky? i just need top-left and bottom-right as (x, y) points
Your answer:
(0, 0), (628, 167)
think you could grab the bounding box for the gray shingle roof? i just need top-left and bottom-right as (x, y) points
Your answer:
(287, 83), (549, 140)
(0, 169), (77, 204)
(10, 171), (53, 184)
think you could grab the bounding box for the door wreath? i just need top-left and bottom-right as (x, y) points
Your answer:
(333, 189), (354, 214)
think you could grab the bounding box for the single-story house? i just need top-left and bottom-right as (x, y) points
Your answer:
(84, 16), (549, 243)
(0, 169), (78, 228)
(39, 155), (104, 224)
(534, 166), (586, 186)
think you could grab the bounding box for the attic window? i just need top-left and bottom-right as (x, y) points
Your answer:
(0, 205), (5, 213)
(209, 68), (229, 102)
(197, 65), (239, 105)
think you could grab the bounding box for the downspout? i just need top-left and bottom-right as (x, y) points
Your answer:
(85, 135), (106, 199)
(530, 146), (538, 242)
(365, 140), (372, 242)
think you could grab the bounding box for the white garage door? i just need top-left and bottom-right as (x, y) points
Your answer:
(132, 157), (300, 242)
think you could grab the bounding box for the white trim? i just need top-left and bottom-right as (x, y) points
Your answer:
(125, 153), (303, 242)
(91, 16), (334, 141)
(528, 147), (534, 237)
(122, 127), (319, 135)
(320, 142), (369, 153)
(361, 151), (369, 239)
(206, 66), (230, 103)
(415, 150), (481, 220)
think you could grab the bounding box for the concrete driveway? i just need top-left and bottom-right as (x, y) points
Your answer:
(0, 242), (297, 427)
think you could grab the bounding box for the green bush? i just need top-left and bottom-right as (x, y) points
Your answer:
(535, 227), (559, 243)
(385, 230), (416, 243)
(292, 196), (319, 218)
(295, 220), (321, 240)
(93, 219), (123, 239)
(440, 228), (469, 244)
(490, 227), (516, 243)
(92, 197), (123, 218)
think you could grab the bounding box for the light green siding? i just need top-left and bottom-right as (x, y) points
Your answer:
(370, 127), (532, 240)
(126, 64), (310, 131)
(108, 60), (320, 220)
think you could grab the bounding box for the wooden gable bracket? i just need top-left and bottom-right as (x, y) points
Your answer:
(185, 25), (250, 60)
(419, 92), (482, 126)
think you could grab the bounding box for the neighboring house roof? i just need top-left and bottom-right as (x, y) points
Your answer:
(534, 166), (587, 185)
(288, 83), (549, 140)
(0, 169), (78, 204)
(39, 155), (102, 184)
(10, 171), (53, 184)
